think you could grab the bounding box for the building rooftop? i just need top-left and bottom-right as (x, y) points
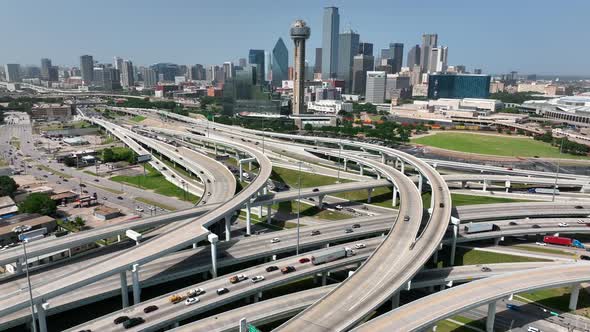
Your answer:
(0, 215), (54, 236)
(0, 196), (15, 209)
(94, 206), (120, 215)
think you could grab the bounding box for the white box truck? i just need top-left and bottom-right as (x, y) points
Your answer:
(311, 247), (355, 265)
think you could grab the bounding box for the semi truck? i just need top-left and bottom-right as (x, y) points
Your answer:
(464, 222), (498, 234)
(543, 236), (585, 249)
(311, 247), (355, 265)
(528, 188), (559, 195)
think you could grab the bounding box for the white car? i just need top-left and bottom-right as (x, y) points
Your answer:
(251, 275), (265, 283)
(354, 243), (366, 249)
(535, 242), (547, 246)
(558, 222), (569, 227)
(135, 207), (144, 212)
(335, 205), (343, 210)
(184, 297), (199, 305)
(578, 219), (586, 224)
(527, 326), (540, 332)
(187, 288), (205, 297)
(270, 238), (280, 244)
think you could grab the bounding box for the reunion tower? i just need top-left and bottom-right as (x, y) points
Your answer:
(290, 19), (310, 116)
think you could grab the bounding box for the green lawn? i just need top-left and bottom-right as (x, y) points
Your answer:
(435, 315), (485, 332)
(135, 197), (178, 211)
(519, 286), (590, 317)
(272, 201), (351, 221)
(422, 192), (532, 208)
(413, 132), (587, 159)
(512, 244), (574, 257)
(271, 166), (349, 189)
(433, 247), (550, 268)
(130, 115), (147, 122)
(110, 165), (200, 203)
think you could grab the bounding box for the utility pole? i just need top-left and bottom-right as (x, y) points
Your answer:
(552, 138), (563, 203)
(23, 239), (38, 332)
(296, 161), (302, 255)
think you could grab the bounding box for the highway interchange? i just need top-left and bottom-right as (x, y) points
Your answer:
(2, 104), (590, 332)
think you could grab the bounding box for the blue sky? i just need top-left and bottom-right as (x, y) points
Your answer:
(2, 0), (589, 75)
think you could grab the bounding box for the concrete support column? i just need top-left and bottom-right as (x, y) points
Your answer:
(239, 163), (243, 182)
(432, 249), (439, 265)
(392, 186), (398, 207)
(245, 203), (251, 235)
(400, 160), (405, 174)
(318, 195), (325, 208)
(120, 271), (129, 308)
(569, 283), (581, 310)
(131, 264), (141, 305)
(117, 234), (122, 242)
(209, 234), (219, 278)
(418, 175), (423, 192)
(367, 188), (373, 203)
(344, 159), (348, 171)
(482, 179), (488, 192)
(224, 215), (231, 241)
(486, 301), (496, 332)
(360, 164), (364, 176)
(267, 205), (272, 224)
(321, 272), (327, 286)
(248, 161), (252, 170)
(440, 283), (446, 291)
(257, 205), (262, 219)
(16, 257), (22, 274)
(450, 217), (460, 266)
(36, 302), (48, 332)
(493, 237), (501, 246)
(391, 291), (400, 309)
(381, 153), (386, 164)
(461, 181), (466, 189)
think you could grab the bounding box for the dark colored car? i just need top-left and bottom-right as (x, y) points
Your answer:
(114, 316), (129, 324)
(217, 287), (230, 295)
(311, 230), (321, 236)
(532, 224), (541, 229)
(94, 179), (99, 182)
(575, 205), (584, 209)
(266, 265), (279, 272)
(509, 221), (518, 226)
(481, 266), (492, 272)
(439, 203), (445, 208)
(352, 223), (361, 228)
(123, 317), (145, 329)
(345, 228), (353, 233)
(117, 196), (124, 200)
(312, 188), (319, 192)
(80, 184), (86, 187)
(299, 257), (310, 264)
(281, 266), (296, 274)
(580, 255), (590, 261)
(143, 305), (158, 313)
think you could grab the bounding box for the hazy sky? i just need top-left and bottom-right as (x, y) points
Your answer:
(2, 0), (589, 75)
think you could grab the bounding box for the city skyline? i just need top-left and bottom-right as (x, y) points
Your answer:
(1, 0), (589, 76)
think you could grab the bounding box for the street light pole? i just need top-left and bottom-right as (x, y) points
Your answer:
(552, 139), (563, 203)
(23, 240), (38, 332)
(296, 162), (302, 255)
(336, 137), (342, 183)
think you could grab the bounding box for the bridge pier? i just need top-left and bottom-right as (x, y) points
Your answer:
(318, 195), (325, 208)
(450, 217), (460, 266)
(418, 174), (423, 192)
(36, 301), (48, 332)
(209, 234), (219, 278)
(486, 301), (496, 332)
(569, 283), (581, 310)
(360, 164), (364, 176)
(224, 215), (231, 241)
(482, 179), (488, 192)
(267, 205), (272, 224)
(344, 159), (348, 171)
(392, 186), (398, 207)
(381, 153), (386, 164)
(131, 264), (141, 305)
(16, 257), (22, 274)
(239, 163), (243, 182)
(367, 189), (373, 203)
(321, 272), (327, 286)
(391, 291), (400, 309)
(245, 203), (251, 235)
(432, 249), (438, 265)
(400, 160), (405, 174)
(120, 271), (129, 308)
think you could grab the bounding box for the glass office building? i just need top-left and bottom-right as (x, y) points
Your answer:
(271, 38), (288, 88)
(427, 74), (491, 99)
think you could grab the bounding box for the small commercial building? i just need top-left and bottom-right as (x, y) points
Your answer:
(30, 103), (72, 122)
(94, 206), (121, 221)
(0, 197), (18, 218)
(307, 100), (353, 114)
(0, 215), (56, 247)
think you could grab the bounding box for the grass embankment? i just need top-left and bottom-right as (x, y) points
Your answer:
(511, 244), (573, 257)
(519, 287), (590, 317)
(135, 197), (178, 211)
(433, 247), (550, 269)
(436, 315), (485, 332)
(272, 201), (351, 221)
(271, 166), (347, 188)
(130, 115), (147, 122)
(413, 132), (587, 159)
(110, 164), (199, 203)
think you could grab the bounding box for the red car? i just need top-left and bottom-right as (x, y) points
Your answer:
(299, 257), (310, 264)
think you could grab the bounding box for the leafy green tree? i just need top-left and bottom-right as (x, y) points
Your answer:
(19, 193), (56, 216)
(0, 176), (18, 197)
(304, 123), (313, 132)
(101, 148), (115, 162)
(73, 216), (86, 228)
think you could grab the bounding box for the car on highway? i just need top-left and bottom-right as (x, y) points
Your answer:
(266, 265), (279, 272)
(123, 317), (145, 329)
(185, 297), (199, 305)
(217, 287), (230, 295)
(509, 221), (518, 226)
(117, 196), (123, 200)
(532, 224), (541, 229)
(102, 197), (107, 200)
(403, 215), (410, 222)
(580, 255), (590, 261)
(354, 243), (366, 249)
(187, 288), (205, 297)
(578, 219), (587, 224)
(535, 242), (547, 246)
(136, 207), (144, 212)
(94, 179), (99, 182)
(82, 190), (88, 194)
(143, 305), (158, 313)
(207, 192), (211, 196)
(168, 294), (185, 304)
(299, 257), (310, 264)
(527, 327), (540, 332)
(481, 266), (492, 272)
(113, 316), (129, 324)
(270, 237), (280, 244)
(310, 230), (321, 236)
(80, 183), (86, 187)
(229, 274), (247, 283)
(312, 188), (319, 192)
(352, 223), (361, 228)
(558, 222), (569, 227)
(281, 266), (296, 274)
(335, 205), (343, 210)
(344, 228), (353, 233)
(251, 275), (265, 283)
(575, 205), (584, 209)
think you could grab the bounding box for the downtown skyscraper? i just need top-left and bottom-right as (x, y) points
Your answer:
(321, 6), (339, 79)
(407, 45), (421, 69)
(248, 49), (265, 85)
(80, 55), (94, 84)
(121, 60), (134, 88)
(337, 29), (360, 93)
(420, 34), (438, 73)
(271, 37), (288, 88)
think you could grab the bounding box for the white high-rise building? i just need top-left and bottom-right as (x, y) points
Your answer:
(121, 60), (134, 88)
(428, 47), (448, 73)
(142, 68), (157, 88)
(365, 71), (386, 104)
(4, 64), (21, 82)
